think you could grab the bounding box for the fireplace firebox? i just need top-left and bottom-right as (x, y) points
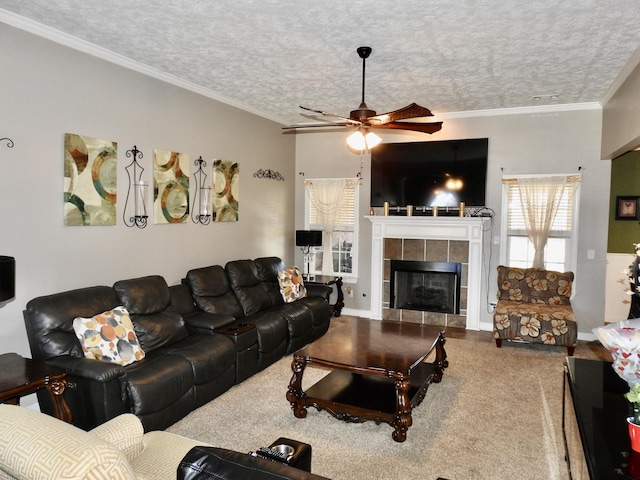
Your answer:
(390, 260), (462, 314)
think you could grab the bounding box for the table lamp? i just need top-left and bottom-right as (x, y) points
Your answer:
(295, 230), (322, 280)
(0, 256), (15, 302)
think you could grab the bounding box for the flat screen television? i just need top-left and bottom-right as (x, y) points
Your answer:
(370, 138), (488, 208)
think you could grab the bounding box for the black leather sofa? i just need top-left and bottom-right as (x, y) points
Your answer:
(185, 258), (332, 370)
(23, 256), (331, 432)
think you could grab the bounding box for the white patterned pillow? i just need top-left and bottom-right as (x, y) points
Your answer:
(73, 306), (145, 366)
(277, 266), (307, 303)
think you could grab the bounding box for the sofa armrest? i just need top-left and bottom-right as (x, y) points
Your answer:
(45, 355), (127, 383)
(305, 284), (332, 301)
(184, 311), (236, 335)
(0, 404), (134, 479)
(130, 431), (204, 479)
(90, 413), (145, 462)
(177, 446), (331, 480)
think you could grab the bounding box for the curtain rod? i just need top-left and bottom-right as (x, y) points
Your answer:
(502, 174), (582, 184)
(304, 178), (359, 185)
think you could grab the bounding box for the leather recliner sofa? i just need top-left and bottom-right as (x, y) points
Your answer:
(185, 257), (332, 371)
(23, 256), (331, 432)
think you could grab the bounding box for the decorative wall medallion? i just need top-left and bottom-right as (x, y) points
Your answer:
(64, 133), (117, 226)
(153, 149), (190, 224)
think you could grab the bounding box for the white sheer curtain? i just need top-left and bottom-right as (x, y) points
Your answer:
(305, 179), (347, 274)
(517, 176), (567, 268)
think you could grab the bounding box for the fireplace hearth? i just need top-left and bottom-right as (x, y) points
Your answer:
(391, 260), (461, 314)
(367, 215), (487, 330)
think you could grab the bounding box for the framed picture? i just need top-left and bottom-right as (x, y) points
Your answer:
(64, 133), (117, 226)
(616, 196), (639, 220)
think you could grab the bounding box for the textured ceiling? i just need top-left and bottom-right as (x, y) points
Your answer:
(1, 1), (640, 125)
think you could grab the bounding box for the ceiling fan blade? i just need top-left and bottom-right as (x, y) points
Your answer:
(300, 106), (361, 125)
(374, 121), (443, 134)
(282, 123), (351, 130)
(367, 103), (435, 125)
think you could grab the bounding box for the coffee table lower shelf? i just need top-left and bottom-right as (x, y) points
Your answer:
(293, 362), (439, 442)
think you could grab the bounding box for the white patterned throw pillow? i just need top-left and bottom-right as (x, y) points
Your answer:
(73, 306), (145, 366)
(277, 266), (307, 303)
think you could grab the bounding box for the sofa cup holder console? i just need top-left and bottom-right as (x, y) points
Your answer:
(251, 437), (312, 472)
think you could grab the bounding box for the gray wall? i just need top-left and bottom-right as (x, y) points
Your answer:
(0, 24), (296, 356)
(294, 107), (610, 335)
(602, 60), (640, 159)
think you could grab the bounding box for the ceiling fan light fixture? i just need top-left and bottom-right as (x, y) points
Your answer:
(347, 130), (382, 151)
(445, 177), (463, 191)
(365, 131), (382, 149)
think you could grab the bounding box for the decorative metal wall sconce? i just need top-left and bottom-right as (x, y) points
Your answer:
(191, 156), (211, 225)
(123, 145), (148, 228)
(254, 169), (284, 181)
(1, 137), (14, 148)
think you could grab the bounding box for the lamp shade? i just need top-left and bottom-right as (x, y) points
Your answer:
(0, 256), (15, 302)
(295, 230), (323, 247)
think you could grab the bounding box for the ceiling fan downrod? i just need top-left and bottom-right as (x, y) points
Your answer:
(350, 46), (376, 121)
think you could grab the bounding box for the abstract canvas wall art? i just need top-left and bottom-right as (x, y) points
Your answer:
(212, 159), (239, 222)
(153, 149), (190, 224)
(64, 133), (117, 226)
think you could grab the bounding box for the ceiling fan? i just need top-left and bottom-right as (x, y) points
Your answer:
(284, 46), (443, 149)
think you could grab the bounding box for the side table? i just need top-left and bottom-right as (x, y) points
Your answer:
(0, 353), (72, 423)
(305, 275), (344, 317)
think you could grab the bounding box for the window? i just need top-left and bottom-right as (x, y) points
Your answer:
(305, 178), (359, 278)
(500, 175), (581, 272)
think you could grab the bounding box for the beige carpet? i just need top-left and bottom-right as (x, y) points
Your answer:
(167, 323), (609, 480)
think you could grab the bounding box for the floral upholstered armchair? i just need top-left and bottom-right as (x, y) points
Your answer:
(493, 265), (577, 355)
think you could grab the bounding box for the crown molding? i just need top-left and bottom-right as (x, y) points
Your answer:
(431, 102), (602, 120)
(0, 9), (284, 124)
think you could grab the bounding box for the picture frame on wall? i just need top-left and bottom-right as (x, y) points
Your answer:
(616, 196), (639, 220)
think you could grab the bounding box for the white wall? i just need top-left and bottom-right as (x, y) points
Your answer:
(294, 106), (609, 336)
(0, 24), (296, 357)
(605, 253), (634, 323)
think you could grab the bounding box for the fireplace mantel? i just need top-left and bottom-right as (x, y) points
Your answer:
(367, 215), (487, 330)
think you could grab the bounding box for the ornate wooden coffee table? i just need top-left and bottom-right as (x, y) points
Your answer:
(286, 318), (448, 442)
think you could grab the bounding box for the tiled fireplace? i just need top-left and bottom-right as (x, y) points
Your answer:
(390, 259), (463, 316)
(367, 216), (487, 330)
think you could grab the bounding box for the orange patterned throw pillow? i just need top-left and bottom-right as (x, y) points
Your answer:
(278, 266), (307, 303)
(73, 306), (145, 366)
